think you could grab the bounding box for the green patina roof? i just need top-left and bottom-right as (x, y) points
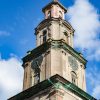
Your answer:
(8, 74), (96, 100)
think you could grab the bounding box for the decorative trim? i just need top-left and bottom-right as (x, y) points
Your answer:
(35, 18), (74, 35)
(22, 39), (87, 68)
(8, 74), (96, 100)
(50, 40), (87, 67)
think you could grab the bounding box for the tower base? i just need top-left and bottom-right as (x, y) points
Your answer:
(8, 74), (96, 100)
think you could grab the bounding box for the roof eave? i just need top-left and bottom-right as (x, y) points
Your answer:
(42, 1), (67, 13)
(8, 74), (96, 100)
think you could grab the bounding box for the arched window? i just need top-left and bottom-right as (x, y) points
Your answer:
(31, 68), (40, 86)
(59, 11), (63, 19)
(33, 67), (40, 85)
(71, 71), (77, 85)
(43, 30), (47, 43)
(47, 11), (51, 18)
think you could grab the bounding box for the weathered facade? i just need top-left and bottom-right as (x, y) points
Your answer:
(8, 0), (96, 100)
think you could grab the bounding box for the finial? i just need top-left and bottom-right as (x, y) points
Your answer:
(53, 0), (58, 2)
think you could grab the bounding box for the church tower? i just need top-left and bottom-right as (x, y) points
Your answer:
(8, 0), (96, 100)
(23, 0), (86, 91)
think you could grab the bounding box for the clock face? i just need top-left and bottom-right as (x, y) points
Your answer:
(68, 56), (78, 71)
(31, 55), (43, 70)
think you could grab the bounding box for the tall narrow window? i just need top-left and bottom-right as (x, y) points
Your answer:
(71, 71), (77, 85)
(31, 69), (35, 86)
(34, 69), (40, 85)
(47, 11), (51, 18)
(43, 30), (47, 43)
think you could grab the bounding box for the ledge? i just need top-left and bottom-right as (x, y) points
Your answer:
(8, 74), (96, 100)
(51, 40), (87, 66)
(35, 18), (74, 35)
(22, 39), (87, 67)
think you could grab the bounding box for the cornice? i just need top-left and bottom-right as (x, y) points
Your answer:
(35, 18), (74, 35)
(22, 39), (87, 68)
(50, 39), (87, 67)
(8, 74), (96, 100)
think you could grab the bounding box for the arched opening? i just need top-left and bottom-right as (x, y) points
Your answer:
(47, 11), (51, 18)
(71, 71), (77, 85)
(31, 56), (43, 85)
(34, 69), (40, 85)
(43, 30), (47, 43)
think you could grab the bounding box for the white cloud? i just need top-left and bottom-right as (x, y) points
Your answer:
(68, 0), (100, 48)
(87, 46), (100, 61)
(0, 31), (10, 36)
(0, 55), (24, 100)
(67, 0), (100, 61)
(67, 0), (100, 99)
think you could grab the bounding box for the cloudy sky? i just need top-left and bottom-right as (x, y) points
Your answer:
(0, 0), (100, 100)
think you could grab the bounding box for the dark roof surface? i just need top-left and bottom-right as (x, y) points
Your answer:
(8, 74), (96, 100)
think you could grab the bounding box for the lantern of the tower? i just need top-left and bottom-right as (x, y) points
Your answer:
(42, 0), (67, 19)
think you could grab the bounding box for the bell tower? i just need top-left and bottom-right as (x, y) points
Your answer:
(8, 1), (96, 100)
(22, 0), (87, 92)
(36, 0), (74, 47)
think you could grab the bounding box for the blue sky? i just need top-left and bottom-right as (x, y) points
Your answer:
(0, 0), (100, 100)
